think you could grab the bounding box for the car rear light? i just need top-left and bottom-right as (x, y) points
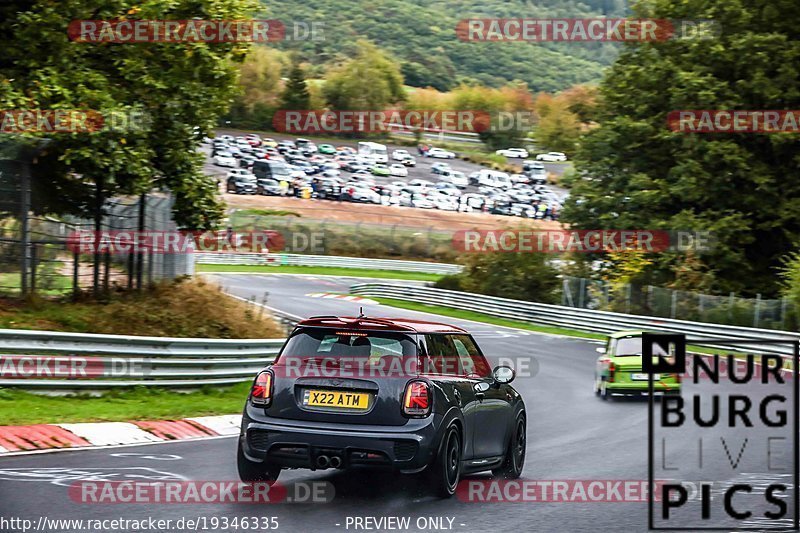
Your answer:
(250, 370), (273, 407)
(608, 362), (616, 383)
(402, 380), (431, 417)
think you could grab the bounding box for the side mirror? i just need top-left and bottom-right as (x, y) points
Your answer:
(492, 365), (515, 384)
(596, 347), (606, 354)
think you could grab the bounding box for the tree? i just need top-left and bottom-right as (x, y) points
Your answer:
(561, 0), (800, 297)
(280, 61), (311, 110)
(323, 41), (405, 111)
(435, 252), (560, 304)
(228, 46), (287, 129)
(0, 0), (255, 291)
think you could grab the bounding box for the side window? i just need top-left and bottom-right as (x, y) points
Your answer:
(423, 335), (463, 376)
(450, 335), (491, 378)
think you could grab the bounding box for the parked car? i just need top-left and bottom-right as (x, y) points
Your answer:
(213, 152), (237, 167)
(496, 148), (529, 158)
(237, 316), (526, 496)
(342, 184), (380, 203)
(295, 138), (318, 155)
(314, 178), (343, 200)
(435, 182), (461, 196)
(371, 164), (391, 176)
(253, 160), (292, 182)
(427, 148), (456, 159)
(226, 172), (257, 194)
(245, 134), (262, 147)
(392, 149), (411, 161)
(344, 161), (371, 173)
(239, 155), (256, 169)
(594, 331), (682, 400)
(430, 194), (459, 211)
(261, 137), (278, 148)
(407, 179), (435, 192)
(277, 140), (296, 154)
(400, 155), (417, 167)
(439, 170), (468, 189)
(410, 193), (435, 209)
(431, 162), (451, 175)
(256, 178), (283, 196)
(318, 144), (336, 155)
(535, 152), (568, 162)
(389, 164), (409, 177)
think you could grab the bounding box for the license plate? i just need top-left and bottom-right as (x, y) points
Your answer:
(303, 389), (370, 410)
(632, 373), (660, 381)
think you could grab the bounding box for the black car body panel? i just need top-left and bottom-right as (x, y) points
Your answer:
(238, 317), (525, 478)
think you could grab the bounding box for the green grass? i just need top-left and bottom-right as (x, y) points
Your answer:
(197, 264), (445, 282)
(372, 297), (607, 340)
(0, 271), (72, 296)
(0, 384), (251, 425)
(235, 208), (301, 217)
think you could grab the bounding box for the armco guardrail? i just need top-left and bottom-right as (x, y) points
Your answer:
(0, 329), (283, 389)
(196, 253), (462, 274)
(350, 283), (800, 356)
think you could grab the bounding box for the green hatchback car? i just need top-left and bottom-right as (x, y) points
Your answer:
(318, 144), (336, 155)
(594, 331), (682, 400)
(371, 164), (391, 176)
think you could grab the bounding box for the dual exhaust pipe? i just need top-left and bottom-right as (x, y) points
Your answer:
(316, 454), (343, 469)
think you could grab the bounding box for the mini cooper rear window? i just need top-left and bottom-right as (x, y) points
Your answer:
(279, 328), (418, 361)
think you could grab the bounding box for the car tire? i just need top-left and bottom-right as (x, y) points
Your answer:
(427, 424), (461, 498)
(237, 438), (281, 485)
(492, 414), (525, 479)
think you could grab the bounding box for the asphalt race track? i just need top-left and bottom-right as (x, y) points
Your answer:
(0, 274), (795, 532)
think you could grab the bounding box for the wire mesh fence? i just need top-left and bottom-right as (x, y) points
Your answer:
(0, 194), (193, 298)
(561, 276), (796, 331)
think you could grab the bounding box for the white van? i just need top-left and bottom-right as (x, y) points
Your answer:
(357, 142), (388, 163)
(475, 169), (512, 189)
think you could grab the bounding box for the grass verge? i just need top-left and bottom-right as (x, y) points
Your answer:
(0, 384), (250, 425)
(0, 277), (283, 338)
(197, 264), (444, 282)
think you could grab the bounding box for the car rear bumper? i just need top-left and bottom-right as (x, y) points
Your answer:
(607, 383), (681, 395)
(240, 410), (441, 473)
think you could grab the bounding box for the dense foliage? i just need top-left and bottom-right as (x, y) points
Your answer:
(562, 0), (800, 297)
(435, 252), (560, 304)
(264, 0), (627, 92)
(0, 0), (254, 229)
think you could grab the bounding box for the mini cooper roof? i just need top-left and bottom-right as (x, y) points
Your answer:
(296, 315), (468, 334)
